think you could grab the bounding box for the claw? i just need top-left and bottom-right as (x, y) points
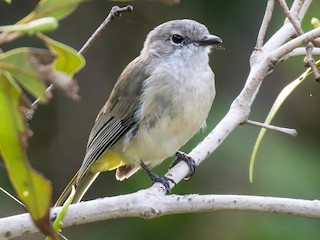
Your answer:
(140, 161), (176, 194)
(172, 151), (196, 180)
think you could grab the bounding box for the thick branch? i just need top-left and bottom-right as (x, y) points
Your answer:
(1, 190), (320, 239)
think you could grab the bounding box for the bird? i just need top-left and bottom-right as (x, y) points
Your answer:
(55, 19), (222, 206)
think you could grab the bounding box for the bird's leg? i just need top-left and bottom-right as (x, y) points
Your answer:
(171, 151), (196, 180)
(140, 161), (175, 194)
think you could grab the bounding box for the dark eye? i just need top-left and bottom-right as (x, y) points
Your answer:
(171, 34), (184, 44)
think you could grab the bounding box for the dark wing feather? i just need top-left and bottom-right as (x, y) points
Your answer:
(77, 56), (148, 182)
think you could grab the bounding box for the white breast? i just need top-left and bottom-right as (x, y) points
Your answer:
(119, 46), (216, 167)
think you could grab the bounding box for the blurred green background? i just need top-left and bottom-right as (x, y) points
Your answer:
(1, 0), (320, 239)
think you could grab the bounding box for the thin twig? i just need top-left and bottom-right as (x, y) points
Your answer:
(245, 120), (298, 137)
(277, 0), (320, 79)
(0, 187), (24, 207)
(272, 27), (320, 60)
(299, 0), (320, 47)
(28, 84), (54, 119)
(280, 47), (320, 61)
(26, 5), (133, 121)
(305, 42), (320, 81)
(277, 0), (304, 35)
(292, 0), (320, 48)
(255, 0), (275, 50)
(296, 0), (309, 20)
(79, 5), (133, 55)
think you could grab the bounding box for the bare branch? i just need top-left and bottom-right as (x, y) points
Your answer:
(277, 0), (320, 76)
(272, 27), (320, 60)
(281, 47), (320, 60)
(245, 120), (298, 137)
(78, 5), (133, 55)
(305, 42), (320, 81)
(289, 0), (305, 18)
(262, 0), (312, 52)
(255, 0), (275, 50)
(27, 84), (54, 122)
(1, 191), (320, 239)
(297, 0), (312, 19)
(291, 0), (320, 47)
(278, 0), (303, 35)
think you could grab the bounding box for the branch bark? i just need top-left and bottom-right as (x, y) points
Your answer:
(281, 47), (320, 60)
(0, 189), (320, 239)
(1, 189), (320, 239)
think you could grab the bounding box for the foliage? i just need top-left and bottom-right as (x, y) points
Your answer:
(0, 0), (85, 238)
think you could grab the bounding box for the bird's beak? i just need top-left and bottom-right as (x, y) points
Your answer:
(198, 35), (223, 46)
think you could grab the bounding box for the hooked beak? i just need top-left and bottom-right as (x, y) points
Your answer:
(198, 35), (223, 46)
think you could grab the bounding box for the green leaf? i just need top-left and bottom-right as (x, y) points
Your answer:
(21, 0), (85, 23)
(0, 72), (57, 239)
(38, 33), (85, 100)
(38, 33), (85, 76)
(0, 48), (55, 103)
(0, 45), (84, 102)
(0, 0), (83, 45)
(249, 61), (319, 182)
(0, 17), (58, 36)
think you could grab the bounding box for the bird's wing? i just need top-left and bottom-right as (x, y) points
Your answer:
(77, 57), (148, 182)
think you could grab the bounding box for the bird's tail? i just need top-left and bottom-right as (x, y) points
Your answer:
(54, 171), (99, 207)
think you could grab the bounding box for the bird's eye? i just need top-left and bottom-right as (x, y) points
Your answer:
(171, 34), (184, 44)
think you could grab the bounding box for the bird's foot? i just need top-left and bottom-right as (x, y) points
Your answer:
(140, 161), (175, 194)
(171, 151), (196, 180)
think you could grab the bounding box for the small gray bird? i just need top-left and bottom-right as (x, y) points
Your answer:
(56, 19), (222, 205)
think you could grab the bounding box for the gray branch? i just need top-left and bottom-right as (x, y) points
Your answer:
(1, 188), (320, 239)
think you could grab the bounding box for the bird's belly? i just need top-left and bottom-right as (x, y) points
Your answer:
(117, 105), (209, 168)
(115, 64), (215, 167)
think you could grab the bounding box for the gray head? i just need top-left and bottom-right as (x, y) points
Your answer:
(141, 19), (222, 58)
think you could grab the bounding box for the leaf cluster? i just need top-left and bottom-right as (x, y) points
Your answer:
(0, 0), (85, 238)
